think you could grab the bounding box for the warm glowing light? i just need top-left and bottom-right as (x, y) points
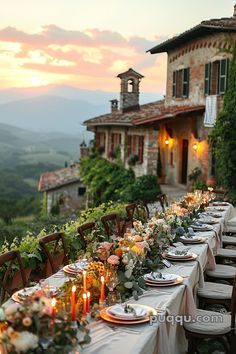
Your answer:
(30, 76), (48, 87)
(72, 285), (76, 293)
(165, 138), (169, 145)
(193, 143), (198, 151)
(51, 298), (56, 307)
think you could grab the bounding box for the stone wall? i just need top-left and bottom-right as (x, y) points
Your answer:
(96, 126), (158, 177)
(46, 182), (86, 216)
(165, 32), (236, 107)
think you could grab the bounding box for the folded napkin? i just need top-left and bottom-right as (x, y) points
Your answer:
(17, 286), (39, 299)
(206, 245), (216, 270)
(108, 304), (146, 319)
(183, 279), (197, 320)
(68, 262), (83, 271)
(196, 259), (205, 289)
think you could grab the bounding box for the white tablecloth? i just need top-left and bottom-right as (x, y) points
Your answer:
(4, 203), (234, 354)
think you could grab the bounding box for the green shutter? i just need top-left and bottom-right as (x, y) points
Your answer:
(204, 63), (211, 95)
(219, 59), (228, 94)
(182, 68), (189, 97)
(172, 71), (176, 97)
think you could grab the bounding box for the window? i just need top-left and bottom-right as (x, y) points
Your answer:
(110, 133), (121, 153)
(204, 59), (229, 95)
(78, 187), (86, 196)
(96, 132), (106, 149)
(172, 68), (189, 98)
(204, 63), (211, 95)
(219, 59), (228, 94)
(127, 135), (144, 163)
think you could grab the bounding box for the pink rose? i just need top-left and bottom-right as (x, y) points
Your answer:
(97, 247), (110, 261)
(99, 242), (113, 250)
(107, 255), (120, 265)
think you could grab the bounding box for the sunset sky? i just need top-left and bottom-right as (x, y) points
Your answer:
(0, 0), (235, 93)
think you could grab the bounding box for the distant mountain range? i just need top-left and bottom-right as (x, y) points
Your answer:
(0, 84), (160, 135)
(0, 84), (161, 168)
(0, 122), (81, 168)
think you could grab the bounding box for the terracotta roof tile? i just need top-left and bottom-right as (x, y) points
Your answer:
(148, 16), (236, 54)
(38, 165), (80, 192)
(134, 104), (205, 125)
(84, 100), (205, 127)
(83, 100), (165, 127)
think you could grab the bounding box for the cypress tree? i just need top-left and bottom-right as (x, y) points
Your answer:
(210, 45), (236, 200)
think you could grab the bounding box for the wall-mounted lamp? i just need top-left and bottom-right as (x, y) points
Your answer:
(193, 142), (198, 151)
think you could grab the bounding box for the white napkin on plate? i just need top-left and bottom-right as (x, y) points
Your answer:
(108, 305), (147, 319)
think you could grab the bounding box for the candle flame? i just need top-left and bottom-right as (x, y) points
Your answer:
(72, 285), (76, 292)
(51, 298), (56, 307)
(87, 291), (90, 298)
(101, 276), (104, 282)
(83, 293), (87, 299)
(83, 270), (87, 276)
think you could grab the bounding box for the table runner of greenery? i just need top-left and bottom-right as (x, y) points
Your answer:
(0, 190), (215, 353)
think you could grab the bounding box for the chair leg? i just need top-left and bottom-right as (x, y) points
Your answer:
(230, 332), (236, 354)
(187, 337), (197, 354)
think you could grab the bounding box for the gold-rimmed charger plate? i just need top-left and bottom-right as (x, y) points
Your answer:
(144, 273), (177, 284)
(180, 237), (206, 244)
(162, 252), (198, 262)
(100, 304), (157, 325)
(145, 275), (183, 287)
(12, 287), (39, 303)
(199, 220), (219, 225)
(63, 265), (81, 276)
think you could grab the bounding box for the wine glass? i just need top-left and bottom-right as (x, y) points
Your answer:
(105, 268), (120, 305)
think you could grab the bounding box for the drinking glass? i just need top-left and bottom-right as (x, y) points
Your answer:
(105, 268), (120, 305)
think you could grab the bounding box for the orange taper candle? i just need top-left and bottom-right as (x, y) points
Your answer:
(100, 276), (105, 301)
(83, 293), (87, 315)
(71, 285), (76, 321)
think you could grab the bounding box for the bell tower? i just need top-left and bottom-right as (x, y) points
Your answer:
(117, 68), (144, 113)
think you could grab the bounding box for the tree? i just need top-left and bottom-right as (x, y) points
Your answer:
(210, 44), (236, 201)
(0, 198), (19, 224)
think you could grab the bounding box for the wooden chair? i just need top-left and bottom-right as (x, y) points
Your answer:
(39, 232), (68, 276)
(0, 250), (28, 304)
(77, 222), (96, 248)
(198, 281), (233, 311)
(101, 213), (123, 238)
(205, 264), (236, 285)
(157, 193), (168, 212)
(184, 275), (236, 354)
(125, 203), (150, 229)
(213, 188), (228, 201)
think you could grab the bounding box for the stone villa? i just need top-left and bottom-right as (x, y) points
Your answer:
(84, 6), (236, 186)
(38, 164), (86, 216)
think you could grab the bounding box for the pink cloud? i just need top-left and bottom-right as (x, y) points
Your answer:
(0, 25), (167, 91)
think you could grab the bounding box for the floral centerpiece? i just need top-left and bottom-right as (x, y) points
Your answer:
(0, 294), (90, 354)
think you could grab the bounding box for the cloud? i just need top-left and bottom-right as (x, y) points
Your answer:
(0, 25), (167, 91)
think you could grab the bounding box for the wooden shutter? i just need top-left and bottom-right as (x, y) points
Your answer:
(182, 68), (189, 97)
(127, 135), (132, 156)
(204, 63), (211, 95)
(111, 133), (114, 153)
(96, 132), (100, 148)
(219, 59), (228, 94)
(172, 71), (176, 97)
(138, 136), (144, 163)
(176, 70), (183, 98)
(211, 61), (219, 95)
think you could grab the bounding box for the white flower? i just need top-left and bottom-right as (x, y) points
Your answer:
(11, 331), (38, 353)
(5, 303), (20, 319)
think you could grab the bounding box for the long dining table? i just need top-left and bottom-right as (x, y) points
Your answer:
(4, 203), (236, 354)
